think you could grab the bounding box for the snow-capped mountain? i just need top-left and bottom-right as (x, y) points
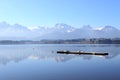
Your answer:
(0, 22), (119, 40)
(0, 22), (32, 40)
(99, 26), (120, 38)
(37, 24), (120, 39)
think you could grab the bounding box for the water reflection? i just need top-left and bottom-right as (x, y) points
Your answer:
(0, 44), (119, 65)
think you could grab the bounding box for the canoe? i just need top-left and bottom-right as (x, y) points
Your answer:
(57, 50), (108, 55)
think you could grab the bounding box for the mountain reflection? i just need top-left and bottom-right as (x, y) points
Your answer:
(0, 44), (119, 65)
(0, 52), (95, 65)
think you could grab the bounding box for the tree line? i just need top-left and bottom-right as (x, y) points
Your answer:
(0, 38), (119, 44)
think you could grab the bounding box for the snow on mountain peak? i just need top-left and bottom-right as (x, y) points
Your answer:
(0, 21), (119, 40)
(103, 26), (117, 30)
(101, 26), (118, 32)
(28, 26), (40, 30)
(81, 25), (92, 30)
(54, 23), (73, 29)
(0, 21), (11, 28)
(93, 27), (103, 30)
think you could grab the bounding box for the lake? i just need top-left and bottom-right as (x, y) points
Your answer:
(0, 44), (119, 80)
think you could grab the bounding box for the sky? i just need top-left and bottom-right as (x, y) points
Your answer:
(0, 0), (120, 28)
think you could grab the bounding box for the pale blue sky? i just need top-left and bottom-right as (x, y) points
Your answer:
(0, 0), (120, 28)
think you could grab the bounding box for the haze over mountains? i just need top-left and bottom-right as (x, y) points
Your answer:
(0, 22), (119, 40)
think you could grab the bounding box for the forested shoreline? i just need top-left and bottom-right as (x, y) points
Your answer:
(0, 38), (120, 44)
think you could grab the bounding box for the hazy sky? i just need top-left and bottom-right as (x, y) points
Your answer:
(0, 0), (120, 28)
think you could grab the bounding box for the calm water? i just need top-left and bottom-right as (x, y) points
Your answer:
(0, 44), (120, 80)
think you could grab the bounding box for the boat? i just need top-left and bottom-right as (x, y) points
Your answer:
(57, 50), (108, 55)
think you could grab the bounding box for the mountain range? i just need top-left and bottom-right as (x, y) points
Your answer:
(0, 22), (119, 40)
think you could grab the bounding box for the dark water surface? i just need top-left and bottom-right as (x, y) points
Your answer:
(0, 44), (119, 80)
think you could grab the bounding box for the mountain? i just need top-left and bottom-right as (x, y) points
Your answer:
(0, 22), (119, 40)
(38, 24), (120, 39)
(0, 22), (31, 40)
(97, 26), (120, 38)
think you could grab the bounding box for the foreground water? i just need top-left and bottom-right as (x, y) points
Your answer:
(0, 44), (119, 80)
